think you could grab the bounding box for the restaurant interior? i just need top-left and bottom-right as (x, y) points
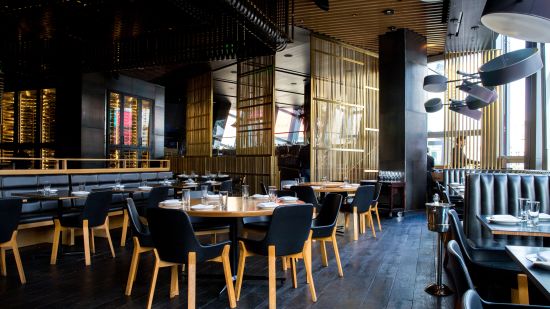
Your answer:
(0, 0), (550, 308)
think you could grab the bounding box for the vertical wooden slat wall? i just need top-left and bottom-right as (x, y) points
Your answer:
(444, 50), (502, 169)
(186, 72), (213, 157)
(310, 34), (379, 183)
(236, 55), (275, 156)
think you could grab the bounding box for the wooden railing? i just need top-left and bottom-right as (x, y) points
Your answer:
(0, 157), (170, 175)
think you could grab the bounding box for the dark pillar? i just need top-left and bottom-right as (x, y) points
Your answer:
(379, 29), (428, 211)
(525, 42), (543, 170)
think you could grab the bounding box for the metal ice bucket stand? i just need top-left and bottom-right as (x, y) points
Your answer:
(425, 202), (453, 296)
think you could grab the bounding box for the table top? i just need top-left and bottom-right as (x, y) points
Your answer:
(171, 197), (303, 218)
(506, 245), (550, 302)
(477, 214), (550, 237)
(12, 190), (85, 201)
(295, 182), (359, 193)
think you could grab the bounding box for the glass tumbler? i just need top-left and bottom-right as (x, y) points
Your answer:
(517, 198), (530, 221)
(268, 186), (277, 202)
(181, 189), (191, 209)
(527, 201), (540, 227)
(220, 191), (229, 209)
(201, 185), (209, 200)
(242, 185), (250, 199)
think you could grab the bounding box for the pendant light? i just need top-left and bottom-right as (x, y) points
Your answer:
(423, 75), (448, 93)
(481, 0), (550, 43)
(479, 48), (543, 87)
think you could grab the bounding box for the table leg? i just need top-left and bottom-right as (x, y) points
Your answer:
(229, 218), (239, 275)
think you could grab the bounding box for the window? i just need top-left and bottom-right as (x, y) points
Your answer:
(426, 60), (445, 165)
(107, 92), (153, 166)
(220, 113), (236, 149)
(274, 107), (305, 145)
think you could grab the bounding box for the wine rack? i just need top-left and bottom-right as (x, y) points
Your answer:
(108, 93), (121, 146)
(123, 96), (138, 146)
(141, 99), (152, 147)
(19, 90), (37, 144)
(0, 92), (15, 159)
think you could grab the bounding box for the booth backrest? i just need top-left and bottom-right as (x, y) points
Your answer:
(2, 176), (40, 213)
(465, 173), (550, 243)
(443, 169), (550, 191)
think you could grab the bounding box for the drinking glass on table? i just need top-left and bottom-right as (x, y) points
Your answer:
(321, 176), (328, 187)
(268, 186), (277, 202)
(43, 181), (51, 194)
(294, 178), (300, 185)
(527, 201), (540, 227)
(201, 185), (209, 200)
(242, 185), (250, 199)
(220, 191), (229, 209)
(181, 189), (191, 209)
(78, 182), (86, 192)
(517, 198), (530, 221)
(343, 176), (349, 186)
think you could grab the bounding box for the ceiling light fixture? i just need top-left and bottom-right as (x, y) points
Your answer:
(383, 9), (394, 15)
(283, 54), (293, 57)
(481, 0), (550, 43)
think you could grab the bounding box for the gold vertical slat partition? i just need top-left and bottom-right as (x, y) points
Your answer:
(236, 55), (275, 156)
(186, 72), (213, 157)
(444, 50), (502, 169)
(310, 34), (379, 182)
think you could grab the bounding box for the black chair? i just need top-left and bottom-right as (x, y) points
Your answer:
(462, 289), (548, 309)
(259, 182), (268, 195)
(235, 204), (317, 308)
(146, 208), (236, 309)
(290, 185), (320, 210)
(0, 198), (25, 284)
(276, 190), (297, 197)
(125, 198), (154, 296)
(280, 179), (298, 189)
(51, 190), (115, 266)
(447, 240), (476, 306)
(340, 185), (375, 241)
(448, 209), (523, 303)
(311, 193), (343, 277)
(368, 182), (383, 234)
(220, 179), (233, 195)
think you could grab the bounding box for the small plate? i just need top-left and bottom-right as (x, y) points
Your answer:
(191, 204), (216, 210)
(539, 213), (550, 221)
(526, 253), (550, 270)
(72, 191), (90, 197)
(252, 194), (269, 199)
(257, 202), (278, 209)
(278, 196), (298, 202)
(138, 186), (153, 191)
(487, 215), (521, 225)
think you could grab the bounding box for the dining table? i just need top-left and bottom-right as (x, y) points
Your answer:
(291, 182), (359, 193)
(477, 214), (550, 237)
(506, 245), (550, 302)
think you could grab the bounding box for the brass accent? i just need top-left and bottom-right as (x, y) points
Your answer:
(444, 50), (502, 169)
(186, 72), (213, 157)
(310, 34), (379, 182)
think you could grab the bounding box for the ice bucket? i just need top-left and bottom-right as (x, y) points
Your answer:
(425, 202), (453, 233)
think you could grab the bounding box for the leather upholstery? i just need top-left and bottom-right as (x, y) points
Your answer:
(147, 208), (230, 264)
(276, 190), (296, 197)
(447, 240), (475, 300)
(126, 198), (153, 247)
(462, 289), (548, 309)
(465, 173), (548, 246)
(60, 191), (113, 228)
(341, 185), (375, 214)
(0, 198), (22, 243)
(2, 176), (40, 213)
(240, 204), (313, 257)
(290, 186), (320, 210)
(38, 175), (71, 211)
(312, 193), (342, 239)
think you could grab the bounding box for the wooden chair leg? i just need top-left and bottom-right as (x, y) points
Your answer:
(374, 203), (382, 231)
(221, 245), (237, 308)
(282, 256), (288, 271)
(268, 245), (276, 309)
(369, 212), (376, 238)
(104, 219), (116, 258)
(320, 240), (328, 267)
(90, 229), (96, 254)
(302, 236), (317, 302)
(125, 238), (141, 296)
(69, 228), (75, 246)
(210, 233), (217, 244)
(146, 250), (160, 309)
(50, 219), (62, 265)
(518, 273), (529, 304)
(344, 213), (350, 228)
(235, 241), (247, 301)
(188, 252), (196, 309)
(0, 248), (6, 276)
(291, 257), (298, 288)
(10, 232), (25, 284)
(331, 231), (343, 277)
(353, 207), (359, 241)
(120, 209), (129, 247)
(170, 265), (179, 298)
(82, 221), (91, 266)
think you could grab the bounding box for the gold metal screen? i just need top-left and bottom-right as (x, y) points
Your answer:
(186, 72), (213, 157)
(310, 35), (379, 182)
(236, 55), (275, 156)
(444, 50), (503, 169)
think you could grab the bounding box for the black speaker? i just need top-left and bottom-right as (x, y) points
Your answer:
(314, 0), (329, 11)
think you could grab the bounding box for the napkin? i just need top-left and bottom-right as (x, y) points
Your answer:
(205, 194), (221, 199)
(252, 194), (269, 199)
(539, 213), (550, 220)
(72, 191), (90, 196)
(257, 202), (278, 208)
(279, 196), (298, 201)
(537, 251), (550, 262)
(191, 204), (216, 210)
(138, 186), (153, 191)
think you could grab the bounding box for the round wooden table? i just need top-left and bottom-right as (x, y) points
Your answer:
(295, 182), (359, 193)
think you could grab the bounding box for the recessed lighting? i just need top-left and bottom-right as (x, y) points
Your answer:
(283, 54), (293, 57)
(230, 70), (237, 74)
(383, 9), (394, 15)
(352, 13), (357, 17)
(290, 82), (297, 85)
(388, 26), (397, 31)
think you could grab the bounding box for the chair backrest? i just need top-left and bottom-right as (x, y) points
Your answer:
(261, 204), (313, 256)
(290, 186), (319, 208)
(314, 193), (342, 228)
(147, 208), (206, 263)
(350, 185), (375, 213)
(447, 240), (475, 299)
(0, 198), (22, 243)
(146, 186), (170, 209)
(220, 180), (233, 194)
(449, 209), (475, 262)
(126, 198), (149, 238)
(259, 182), (268, 195)
(276, 190), (296, 198)
(373, 182), (382, 203)
(82, 190), (113, 227)
(462, 289), (484, 309)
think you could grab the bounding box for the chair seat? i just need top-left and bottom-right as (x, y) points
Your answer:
(238, 237), (302, 257)
(198, 240), (231, 263)
(18, 212), (56, 224)
(340, 202), (367, 214)
(243, 221), (270, 231)
(59, 212), (84, 228)
(311, 223), (333, 239)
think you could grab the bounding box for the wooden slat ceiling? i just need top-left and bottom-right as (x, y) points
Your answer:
(294, 0), (448, 56)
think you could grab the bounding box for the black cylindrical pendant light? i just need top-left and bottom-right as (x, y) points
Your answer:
(424, 98), (443, 113)
(479, 48), (543, 87)
(481, 0), (550, 43)
(423, 75), (448, 93)
(458, 82), (498, 104)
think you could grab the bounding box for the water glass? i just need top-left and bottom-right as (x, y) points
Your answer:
(78, 182), (86, 192)
(268, 186), (277, 202)
(242, 185), (250, 199)
(343, 176), (349, 186)
(294, 178), (300, 185)
(201, 185), (209, 199)
(115, 177), (121, 188)
(527, 201), (540, 227)
(517, 198), (530, 221)
(141, 180), (148, 187)
(321, 176), (328, 186)
(300, 177), (306, 183)
(181, 189), (191, 208)
(220, 191), (229, 209)
(43, 182), (51, 193)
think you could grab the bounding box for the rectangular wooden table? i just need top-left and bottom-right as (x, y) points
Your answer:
(506, 245), (550, 302)
(477, 215), (550, 237)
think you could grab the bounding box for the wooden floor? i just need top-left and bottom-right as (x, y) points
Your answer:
(0, 211), (455, 309)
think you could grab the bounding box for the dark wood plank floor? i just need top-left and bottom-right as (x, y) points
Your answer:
(0, 211), (455, 308)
